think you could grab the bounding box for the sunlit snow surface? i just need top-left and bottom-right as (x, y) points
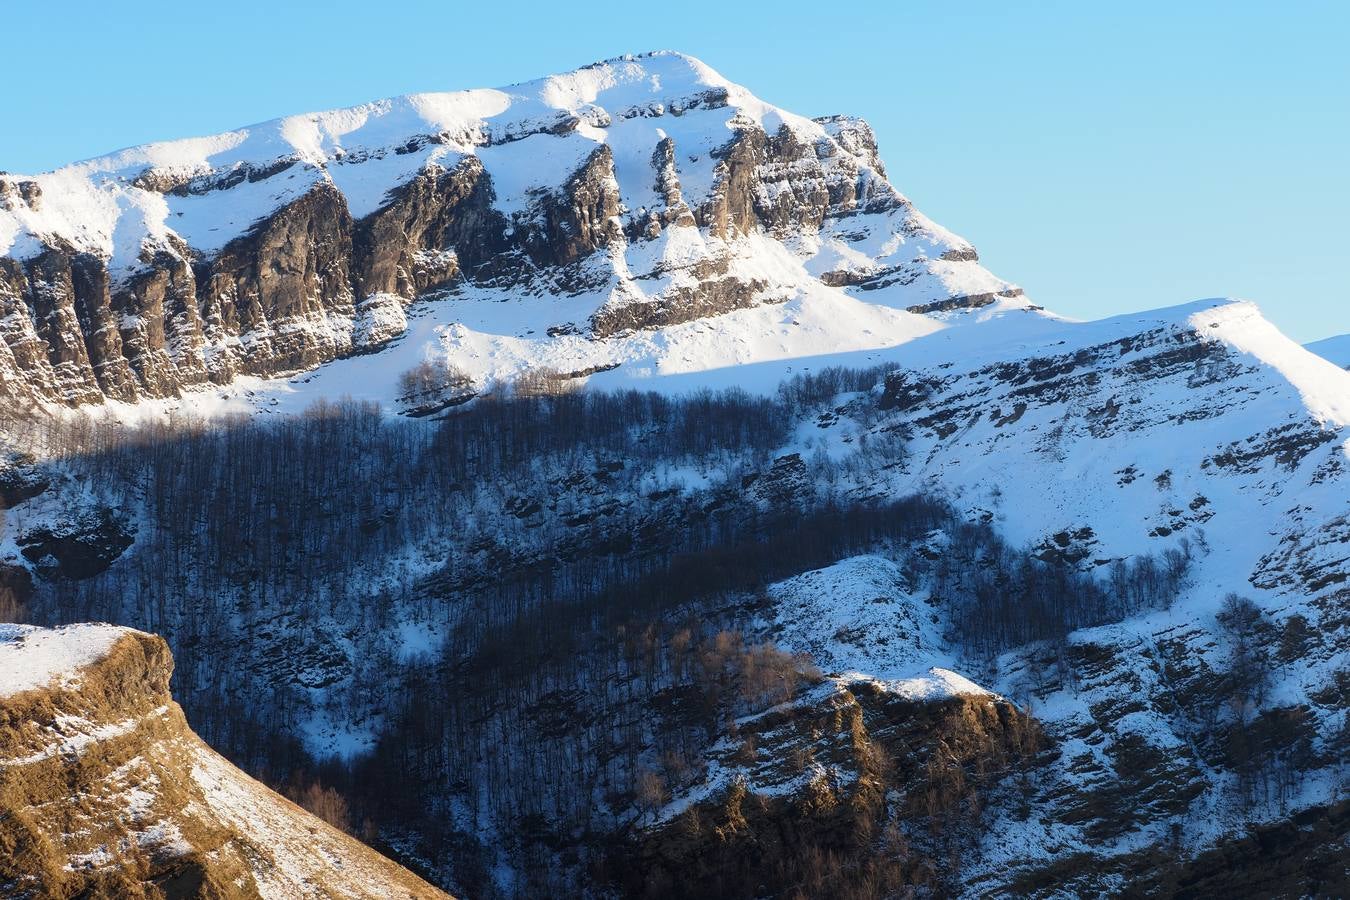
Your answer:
(0, 52), (976, 271)
(0, 623), (127, 697)
(768, 556), (989, 698)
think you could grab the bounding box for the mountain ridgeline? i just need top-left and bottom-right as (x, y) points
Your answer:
(0, 51), (1016, 409)
(1, 52), (1348, 900)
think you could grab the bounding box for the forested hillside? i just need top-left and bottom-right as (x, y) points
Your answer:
(5, 335), (1344, 895)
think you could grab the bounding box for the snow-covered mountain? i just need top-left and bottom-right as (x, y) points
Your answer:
(1307, 333), (1350, 369)
(5, 291), (1345, 895)
(794, 296), (1350, 892)
(2, 51), (1348, 899)
(0, 50), (1025, 411)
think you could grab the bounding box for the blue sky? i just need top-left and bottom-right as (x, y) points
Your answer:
(3, 1), (1346, 341)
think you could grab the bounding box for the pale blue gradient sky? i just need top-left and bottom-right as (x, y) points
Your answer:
(3, 1), (1346, 341)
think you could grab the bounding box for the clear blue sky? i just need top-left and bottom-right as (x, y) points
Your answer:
(3, 1), (1346, 341)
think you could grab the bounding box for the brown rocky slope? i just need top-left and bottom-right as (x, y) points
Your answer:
(0, 623), (449, 899)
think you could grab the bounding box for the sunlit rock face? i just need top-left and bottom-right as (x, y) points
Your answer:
(0, 51), (1021, 408)
(0, 623), (450, 899)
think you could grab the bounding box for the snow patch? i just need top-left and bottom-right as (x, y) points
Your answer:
(0, 623), (129, 697)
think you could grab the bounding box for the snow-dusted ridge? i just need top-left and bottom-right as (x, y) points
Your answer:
(0, 51), (899, 266)
(86, 294), (1350, 432)
(1193, 302), (1350, 426)
(0, 622), (126, 697)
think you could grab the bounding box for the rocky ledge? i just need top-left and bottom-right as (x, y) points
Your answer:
(0, 623), (449, 899)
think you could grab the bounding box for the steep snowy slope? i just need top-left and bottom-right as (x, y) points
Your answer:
(0, 623), (449, 899)
(0, 51), (1029, 410)
(769, 296), (1350, 892)
(1307, 333), (1350, 369)
(870, 298), (1350, 561)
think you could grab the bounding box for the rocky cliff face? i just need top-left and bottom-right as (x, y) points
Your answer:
(621, 678), (1043, 899)
(0, 51), (1019, 408)
(0, 624), (449, 899)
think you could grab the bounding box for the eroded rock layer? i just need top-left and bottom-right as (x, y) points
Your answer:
(0, 624), (449, 899)
(0, 52), (1018, 407)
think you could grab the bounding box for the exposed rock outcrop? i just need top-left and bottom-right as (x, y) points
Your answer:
(17, 509), (133, 580)
(620, 681), (1043, 899)
(351, 156), (502, 300)
(0, 624), (449, 899)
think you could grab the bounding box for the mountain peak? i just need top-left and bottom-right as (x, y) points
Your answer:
(1185, 299), (1350, 426)
(0, 52), (1034, 410)
(0, 49), (824, 263)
